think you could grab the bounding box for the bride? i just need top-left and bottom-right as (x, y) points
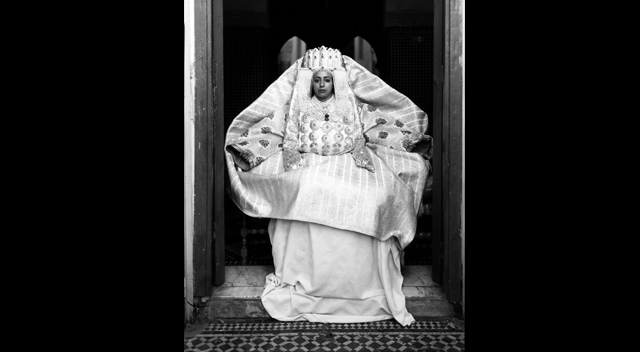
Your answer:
(225, 46), (431, 326)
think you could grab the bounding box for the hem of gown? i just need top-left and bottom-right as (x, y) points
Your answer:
(262, 219), (416, 327)
(262, 311), (395, 324)
(262, 284), (395, 324)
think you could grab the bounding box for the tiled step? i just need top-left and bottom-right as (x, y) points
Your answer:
(203, 266), (454, 319)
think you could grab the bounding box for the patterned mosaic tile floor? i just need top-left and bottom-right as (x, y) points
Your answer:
(185, 318), (465, 351)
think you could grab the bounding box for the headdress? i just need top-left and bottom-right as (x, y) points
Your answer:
(301, 46), (346, 73)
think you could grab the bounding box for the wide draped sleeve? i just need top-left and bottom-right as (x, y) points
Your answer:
(344, 57), (431, 154)
(225, 62), (298, 171)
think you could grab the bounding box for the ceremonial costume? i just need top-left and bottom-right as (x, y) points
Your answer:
(225, 47), (431, 326)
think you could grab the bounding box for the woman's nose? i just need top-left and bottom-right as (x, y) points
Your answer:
(320, 81), (325, 87)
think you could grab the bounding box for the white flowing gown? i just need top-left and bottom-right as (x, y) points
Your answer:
(225, 52), (431, 328)
(261, 218), (415, 326)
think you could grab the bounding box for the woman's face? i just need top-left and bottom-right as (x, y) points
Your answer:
(312, 71), (333, 101)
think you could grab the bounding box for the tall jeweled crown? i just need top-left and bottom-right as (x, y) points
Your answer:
(301, 46), (345, 71)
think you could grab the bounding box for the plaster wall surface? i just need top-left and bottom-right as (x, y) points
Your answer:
(184, 0), (196, 322)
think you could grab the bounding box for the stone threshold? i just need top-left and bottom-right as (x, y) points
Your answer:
(204, 265), (454, 318)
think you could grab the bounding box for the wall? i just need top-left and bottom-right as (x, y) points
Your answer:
(183, 0), (196, 323)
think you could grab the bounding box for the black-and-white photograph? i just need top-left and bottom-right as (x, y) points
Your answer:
(184, 1), (464, 350)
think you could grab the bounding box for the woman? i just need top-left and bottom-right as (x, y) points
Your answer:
(225, 46), (431, 326)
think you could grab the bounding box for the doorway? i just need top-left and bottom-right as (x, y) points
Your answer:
(221, 0), (435, 268)
(189, 0), (462, 312)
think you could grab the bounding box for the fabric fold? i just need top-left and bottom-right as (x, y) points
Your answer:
(261, 219), (415, 326)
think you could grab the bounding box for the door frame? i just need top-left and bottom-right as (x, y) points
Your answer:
(432, 0), (464, 307)
(189, 0), (463, 307)
(192, 0), (225, 299)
